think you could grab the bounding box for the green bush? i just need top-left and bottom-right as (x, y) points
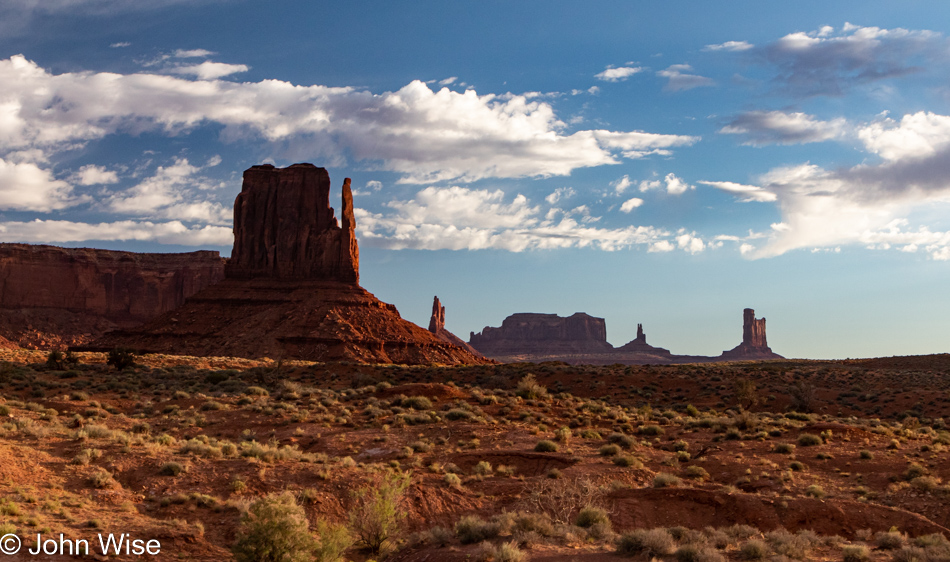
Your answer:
(159, 461), (186, 476)
(106, 348), (136, 371)
(575, 506), (611, 529)
(599, 444), (621, 457)
(653, 473), (682, 488)
(401, 396), (433, 410)
(841, 544), (870, 562)
(232, 492), (313, 562)
(534, 440), (558, 452)
(515, 374), (548, 399)
(639, 424), (664, 436)
(313, 520), (353, 562)
(617, 528), (675, 557)
(797, 433), (823, 446)
(349, 471), (410, 554)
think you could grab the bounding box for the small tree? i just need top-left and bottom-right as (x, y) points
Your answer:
(734, 378), (758, 410)
(788, 381), (816, 413)
(233, 492), (314, 562)
(349, 470), (410, 554)
(107, 348), (136, 371)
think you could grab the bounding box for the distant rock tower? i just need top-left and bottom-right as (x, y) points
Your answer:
(720, 308), (782, 360)
(427, 296), (483, 357)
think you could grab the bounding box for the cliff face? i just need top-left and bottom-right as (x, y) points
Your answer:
(427, 296), (484, 357)
(227, 164), (359, 283)
(93, 164), (487, 365)
(469, 312), (614, 357)
(0, 244), (225, 348)
(720, 308), (782, 360)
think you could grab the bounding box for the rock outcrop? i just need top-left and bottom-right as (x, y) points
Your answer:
(227, 164), (358, 283)
(0, 244), (225, 348)
(720, 308), (783, 360)
(616, 323), (672, 358)
(91, 164), (487, 365)
(427, 296), (483, 357)
(469, 312), (614, 359)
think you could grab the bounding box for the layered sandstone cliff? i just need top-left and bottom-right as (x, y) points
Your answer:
(93, 164), (487, 365)
(469, 312), (614, 359)
(0, 244), (225, 348)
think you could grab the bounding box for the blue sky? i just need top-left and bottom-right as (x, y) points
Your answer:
(1, 1), (950, 359)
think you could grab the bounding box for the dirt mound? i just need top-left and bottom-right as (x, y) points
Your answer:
(608, 488), (949, 538)
(377, 383), (470, 401)
(447, 451), (577, 477)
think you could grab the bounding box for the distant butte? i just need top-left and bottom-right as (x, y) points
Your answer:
(90, 164), (488, 365)
(719, 308), (783, 360)
(427, 296), (484, 357)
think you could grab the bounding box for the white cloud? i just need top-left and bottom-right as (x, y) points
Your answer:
(0, 55), (696, 185)
(619, 197), (643, 213)
(174, 49), (215, 59)
(639, 179), (661, 192)
(657, 64), (715, 92)
(649, 240), (674, 253)
(73, 164), (119, 185)
(703, 41), (754, 52)
(698, 180), (777, 202)
(357, 185), (707, 253)
(110, 42), (131, 48)
(759, 24), (948, 96)
(663, 173), (693, 195)
(168, 61), (249, 80)
(857, 111), (950, 161)
(438, 77), (457, 86)
(675, 231), (705, 254)
(611, 175), (632, 194)
(106, 158), (229, 223)
(545, 187), (575, 204)
(595, 66), (644, 82)
(0, 157), (76, 211)
(0, 219), (232, 245)
(720, 111), (848, 145)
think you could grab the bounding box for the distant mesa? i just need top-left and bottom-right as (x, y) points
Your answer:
(469, 308), (782, 365)
(0, 243), (224, 349)
(720, 308), (783, 360)
(427, 296), (483, 357)
(88, 163), (488, 365)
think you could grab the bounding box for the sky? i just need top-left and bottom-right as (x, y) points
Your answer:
(1, 1), (949, 359)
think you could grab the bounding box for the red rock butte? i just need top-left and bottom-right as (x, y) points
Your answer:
(91, 164), (488, 365)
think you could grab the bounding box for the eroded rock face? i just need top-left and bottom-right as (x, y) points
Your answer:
(92, 164), (487, 365)
(227, 164), (359, 283)
(0, 244), (225, 348)
(427, 296), (483, 357)
(469, 312), (614, 357)
(721, 308), (782, 360)
(616, 323), (672, 357)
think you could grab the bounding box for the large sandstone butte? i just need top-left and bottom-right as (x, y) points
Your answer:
(92, 164), (486, 365)
(469, 312), (614, 359)
(720, 308), (783, 360)
(0, 244), (224, 348)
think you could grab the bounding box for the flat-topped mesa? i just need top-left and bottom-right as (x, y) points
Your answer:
(720, 308), (783, 360)
(226, 163), (359, 283)
(469, 312), (614, 359)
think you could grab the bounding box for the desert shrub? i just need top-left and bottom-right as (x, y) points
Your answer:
(765, 529), (812, 559)
(639, 424), (664, 436)
(446, 409), (473, 421)
(554, 426), (572, 443)
(891, 546), (929, 562)
(455, 515), (501, 544)
(841, 544), (870, 562)
(443, 473), (462, 488)
(675, 543), (725, 562)
(653, 473), (682, 488)
(473, 461), (493, 476)
(613, 455), (641, 468)
(528, 476), (602, 524)
(913, 533), (950, 549)
(789, 461), (806, 471)
(599, 444), (621, 457)
(859, 449), (874, 459)
(349, 471), (410, 554)
(617, 528), (676, 557)
(313, 520), (353, 562)
(773, 442), (796, 454)
(232, 492), (313, 562)
(401, 396), (433, 410)
(200, 400), (226, 411)
(534, 439), (558, 452)
(910, 476), (940, 492)
(106, 348), (136, 371)
(797, 433), (823, 446)
(89, 469), (116, 489)
(575, 506), (611, 529)
(684, 465), (710, 480)
(875, 530), (906, 550)
(608, 432), (636, 449)
(904, 462), (929, 480)
(426, 526), (454, 547)
(516, 374), (547, 399)
(805, 484), (825, 498)
(477, 540), (525, 562)
(160, 461), (186, 476)
(788, 381), (816, 413)
(739, 539), (768, 560)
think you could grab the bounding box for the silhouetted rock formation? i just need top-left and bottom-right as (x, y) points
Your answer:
(427, 296), (483, 357)
(227, 164), (358, 283)
(0, 244), (225, 348)
(616, 323), (672, 357)
(469, 312), (614, 358)
(720, 308), (783, 360)
(92, 164), (486, 365)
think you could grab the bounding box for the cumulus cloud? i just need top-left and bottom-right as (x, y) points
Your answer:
(545, 187), (575, 204)
(663, 173), (693, 195)
(720, 110), (848, 145)
(757, 23), (949, 96)
(356, 186), (707, 253)
(0, 55), (696, 185)
(657, 64), (715, 92)
(732, 111), (950, 259)
(703, 40), (753, 52)
(0, 219), (232, 245)
(0, 158), (76, 211)
(595, 66), (644, 82)
(619, 197), (643, 213)
(611, 175), (632, 194)
(106, 158), (229, 223)
(168, 61), (249, 80)
(73, 164), (119, 185)
(698, 180), (777, 202)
